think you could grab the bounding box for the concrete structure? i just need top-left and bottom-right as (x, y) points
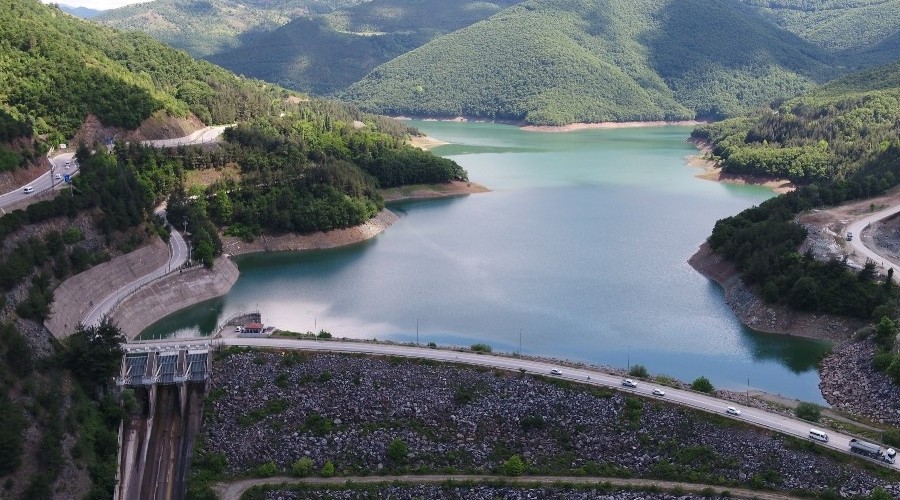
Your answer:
(116, 344), (210, 500)
(46, 238), (169, 339)
(109, 256), (239, 339)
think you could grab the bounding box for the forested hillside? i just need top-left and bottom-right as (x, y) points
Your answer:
(207, 0), (522, 96)
(0, 0), (301, 148)
(740, 0), (900, 63)
(97, 0), (369, 57)
(344, 0), (838, 125)
(693, 60), (900, 183)
(698, 60), (900, 381)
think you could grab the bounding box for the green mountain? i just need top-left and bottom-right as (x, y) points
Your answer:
(739, 0), (900, 61)
(0, 0), (305, 149)
(693, 60), (900, 183)
(344, 0), (839, 125)
(96, 0), (369, 57)
(204, 0), (524, 96)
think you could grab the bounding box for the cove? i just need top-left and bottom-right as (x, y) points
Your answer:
(141, 121), (831, 403)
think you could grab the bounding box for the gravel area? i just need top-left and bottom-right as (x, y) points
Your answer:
(201, 351), (900, 497)
(820, 339), (900, 426)
(264, 487), (728, 500)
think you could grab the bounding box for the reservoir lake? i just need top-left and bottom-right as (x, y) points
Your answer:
(142, 121), (831, 403)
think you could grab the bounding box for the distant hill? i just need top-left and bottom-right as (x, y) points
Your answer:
(0, 0), (300, 145)
(208, 0), (523, 96)
(58, 3), (102, 18)
(97, 0), (369, 57)
(739, 0), (900, 63)
(344, 0), (838, 125)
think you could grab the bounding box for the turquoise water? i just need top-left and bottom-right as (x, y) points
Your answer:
(142, 121), (831, 403)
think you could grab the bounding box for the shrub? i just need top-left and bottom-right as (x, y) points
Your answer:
(794, 402), (821, 422)
(291, 457), (314, 477)
(427, 342), (437, 348)
(319, 459), (335, 477)
(883, 428), (900, 447)
(691, 376), (715, 393)
(254, 461), (278, 477)
(317, 330), (332, 339)
(386, 438), (408, 464)
(502, 454), (525, 476)
(470, 343), (492, 353)
(628, 364), (648, 378)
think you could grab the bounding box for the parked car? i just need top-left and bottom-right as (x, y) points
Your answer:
(652, 388), (665, 396)
(726, 406), (741, 416)
(621, 378), (637, 388)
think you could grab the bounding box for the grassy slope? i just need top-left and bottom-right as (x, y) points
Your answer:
(344, 0), (837, 124)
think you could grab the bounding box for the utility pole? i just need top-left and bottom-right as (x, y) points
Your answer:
(416, 318), (419, 345)
(519, 328), (522, 355)
(627, 346), (631, 373)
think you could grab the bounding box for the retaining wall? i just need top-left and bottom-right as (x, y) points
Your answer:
(109, 256), (239, 339)
(46, 238), (169, 339)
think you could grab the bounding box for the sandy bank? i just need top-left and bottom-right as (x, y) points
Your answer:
(522, 120), (704, 132)
(688, 242), (861, 342)
(223, 209), (400, 256)
(381, 180), (489, 203)
(688, 138), (796, 194)
(408, 134), (449, 150)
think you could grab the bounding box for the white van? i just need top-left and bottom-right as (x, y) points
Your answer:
(808, 429), (828, 442)
(23, 186), (34, 194)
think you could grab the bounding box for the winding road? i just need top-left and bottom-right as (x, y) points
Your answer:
(128, 336), (900, 472)
(0, 151), (79, 210)
(846, 203), (900, 276)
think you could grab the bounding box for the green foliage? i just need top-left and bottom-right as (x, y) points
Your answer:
(254, 460), (279, 477)
(628, 364), (648, 378)
(319, 459), (335, 477)
(345, 0), (840, 124)
(502, 454), (526, 476)
(520, 414), (546, 431)
(794, 402), (821, 422)
(0, 392), (26, 475)
(291, 457), (315, 477)
(316, 330), (332, 339)
(386, 438), (409, 464)
(691, 376), (715, 393)
(60, 318), (126, 392)
(237, 398), (288, 427)
(0, 0), (299, 143)
(874, 316), (898, 351)
(887, 355), (900, 385)
(868, 487), (894, 500)
(470, 343), (492, 353)
(882, 428), (900, 448)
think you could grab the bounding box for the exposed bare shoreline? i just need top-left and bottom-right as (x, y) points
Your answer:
(223, 182), (488, 256)
(521, 120), (705, 132)
(687, 138), (796, 194)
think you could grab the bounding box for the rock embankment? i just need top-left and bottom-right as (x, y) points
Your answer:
(820, 339), (900, 426)
(264, 487), (729, 499)
(45, 237), (169, 339)
(688, 243), (862, 341)
(201, 351), (899, 497)
(223, 209), (400, 256)
(109, 256), (239, 339)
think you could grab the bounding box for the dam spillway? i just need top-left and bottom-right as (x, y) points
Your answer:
(115, 345), (210, 500)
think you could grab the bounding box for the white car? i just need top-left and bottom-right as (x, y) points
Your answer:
(652, 388), (665, 396)
(621, 378), (637, 388)
(23, 186), (34, 194)
(54, 174), (62, 180)
(726, 406), (741, 416)
(550, 369), (562, 375)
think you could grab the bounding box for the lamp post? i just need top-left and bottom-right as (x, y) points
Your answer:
(519, 328), (522, 356)
(416, 318), (419, 345)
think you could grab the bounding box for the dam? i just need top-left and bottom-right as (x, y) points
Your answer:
(115, 344), (210, 500)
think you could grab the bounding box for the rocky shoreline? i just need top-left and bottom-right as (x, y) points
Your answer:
(687, 243), (862, 342)
(819, 339), (900, 426)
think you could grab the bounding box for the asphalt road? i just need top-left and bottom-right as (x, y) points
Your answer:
(141, 125), (230, 148)
(0, 151), (78, 210)
(128, 336), (899, 471)
(847, 203), (900, 276)
(83, 217), (188, 327)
